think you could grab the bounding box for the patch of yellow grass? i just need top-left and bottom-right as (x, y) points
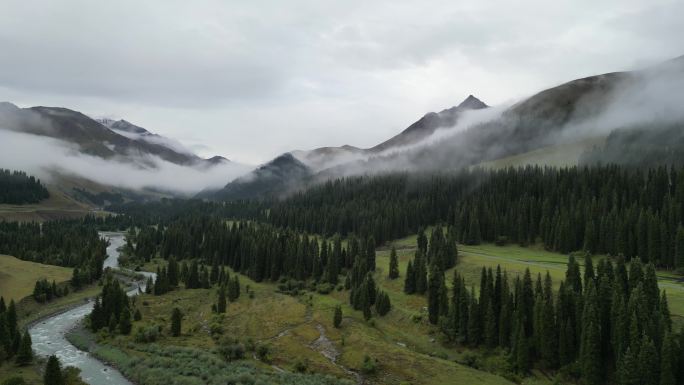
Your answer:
(0, 254), (73, 302)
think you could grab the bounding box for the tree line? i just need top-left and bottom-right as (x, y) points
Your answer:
(0, 220), (107, 285)
(0, 297), (33, 366)
(0, 169), (49, 204)
(263, 165), (684, 269)
(420, 253), (680, 385)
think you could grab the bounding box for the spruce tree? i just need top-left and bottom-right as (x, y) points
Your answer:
(619, 347), (641, 385)
(388, 247), (399, 279)
(403, 260), (415, 294)
(333, 305), (342, 328)
(427, 263), (444, 324)
(118, 310), (132, 335)
(15, 330), (32, 366)
(676, 226), (684, 272)
(43, 355), (64, 385)
(171, 308), (182, 337)
(660, 332), (676, 385)
(217, 285), (227, 314)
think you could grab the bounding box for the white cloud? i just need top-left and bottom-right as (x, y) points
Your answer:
(0, 130), (250, 194)
(0, 0), (682, 163)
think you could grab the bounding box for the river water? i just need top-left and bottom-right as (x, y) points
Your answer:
(28, 232), (154, 385)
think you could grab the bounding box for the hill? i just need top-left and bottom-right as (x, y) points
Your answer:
(0, 254), (73, 302)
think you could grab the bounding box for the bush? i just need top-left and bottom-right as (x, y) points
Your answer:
(256, 344), (271, 363)
(361, 355), (377, 374)
(294, 358), (309, 373)
(316, 283), (333, 294)
(134, 325), (160, 343)
(218, 337), (245, 361)
(2, 377), (26, 385)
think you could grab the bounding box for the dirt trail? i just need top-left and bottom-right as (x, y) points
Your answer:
(309, 322), (364, 385)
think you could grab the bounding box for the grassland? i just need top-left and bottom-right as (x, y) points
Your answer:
(0, 254), (99, 385)
(72, 232), (684, 385)
(476, 137), (605, 170)
(93, 251), (521, 384)
(0, 254), (73, 303)
(0, 187), (96, 222)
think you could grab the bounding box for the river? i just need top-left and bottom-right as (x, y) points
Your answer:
(28, 232), (154, 385)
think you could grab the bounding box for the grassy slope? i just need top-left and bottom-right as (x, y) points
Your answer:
(476, 137), (605, 170)
(0, 254), (73, 302)
(0, 187), (95, 222)
(106, 263), (516, 385)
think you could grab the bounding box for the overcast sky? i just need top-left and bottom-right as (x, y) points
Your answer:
(1, 0), (682, 164)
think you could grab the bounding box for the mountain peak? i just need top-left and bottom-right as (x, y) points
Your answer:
(457, 95), (488, 110)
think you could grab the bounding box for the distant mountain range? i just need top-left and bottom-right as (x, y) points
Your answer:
(0, 102), (227, 169)
(1, 55), (682, 205)
(206, 55), (684, 201)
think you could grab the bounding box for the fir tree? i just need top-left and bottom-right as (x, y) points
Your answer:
(15, 330), (32, 366)
(171, 308), (182, 337)
(217, 285), (227, 314)
(43, 355), (64, 385)
(388, 247), (399, 279)
(118, 310), (132, 335)
(333, 305), (342, 328)
(403, 260), (415, 294)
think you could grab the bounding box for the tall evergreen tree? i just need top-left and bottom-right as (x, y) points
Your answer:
(43, 355), (64, 385)
(388, 247), (399, 279)
(333, 305), (342, 328)
(171, 308), (182, 337)
(15, 330), (32, 366)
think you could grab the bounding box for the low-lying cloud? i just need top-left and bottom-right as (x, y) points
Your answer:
(0, 129), (250, 195)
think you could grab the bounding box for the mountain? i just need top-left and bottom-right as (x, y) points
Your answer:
(370, 94), (488, 152)
(0, 103), (225, 168)
(0, 103), (239, 206)
(207, 95), (489, 200)
(207, 55), (684, 202)
(202, 153), (311, 201)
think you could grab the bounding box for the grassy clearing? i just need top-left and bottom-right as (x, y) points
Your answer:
(0, 359), (46, 385)
(0, 187), (98, 222)
(103, 260), (517, 385)
(0, 254), (73, 303)
(476, 137), (605, 170)
(384, 235), (684, 321)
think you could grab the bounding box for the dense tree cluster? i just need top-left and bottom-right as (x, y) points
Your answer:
(134, 217), (381, 287)
(89, 275), (132, 335)
(436, 256), (681, 385)
(0, 298), (18, 363)
(267, 165), (684, 269)
(0, 220), (107, 285)
(0, 297), (32, 366)
(0, 169), (49, 204)
(107, 198), (262, 226)
(33, 279), (68, 303)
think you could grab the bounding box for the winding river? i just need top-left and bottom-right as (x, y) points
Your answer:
(29, 232), (154, 385)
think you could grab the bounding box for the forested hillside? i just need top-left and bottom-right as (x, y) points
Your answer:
(0, 169), (49, 204)
(265, 165), (684, 269)
(0, 220), (107, 285)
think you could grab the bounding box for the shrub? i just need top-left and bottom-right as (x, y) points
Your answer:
(316, 283), (333, 294)
(218, 337), (245, 361)
(256, 344), (271, 363)
(134, 325), (160, 343)
(2, 377), (26, 385)
(294, 358), (309, 373)
(361, 355), (377, 374)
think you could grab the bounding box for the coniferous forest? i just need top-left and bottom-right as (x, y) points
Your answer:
(265, 165), (684, 269)
(0, 169), (49, 204)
